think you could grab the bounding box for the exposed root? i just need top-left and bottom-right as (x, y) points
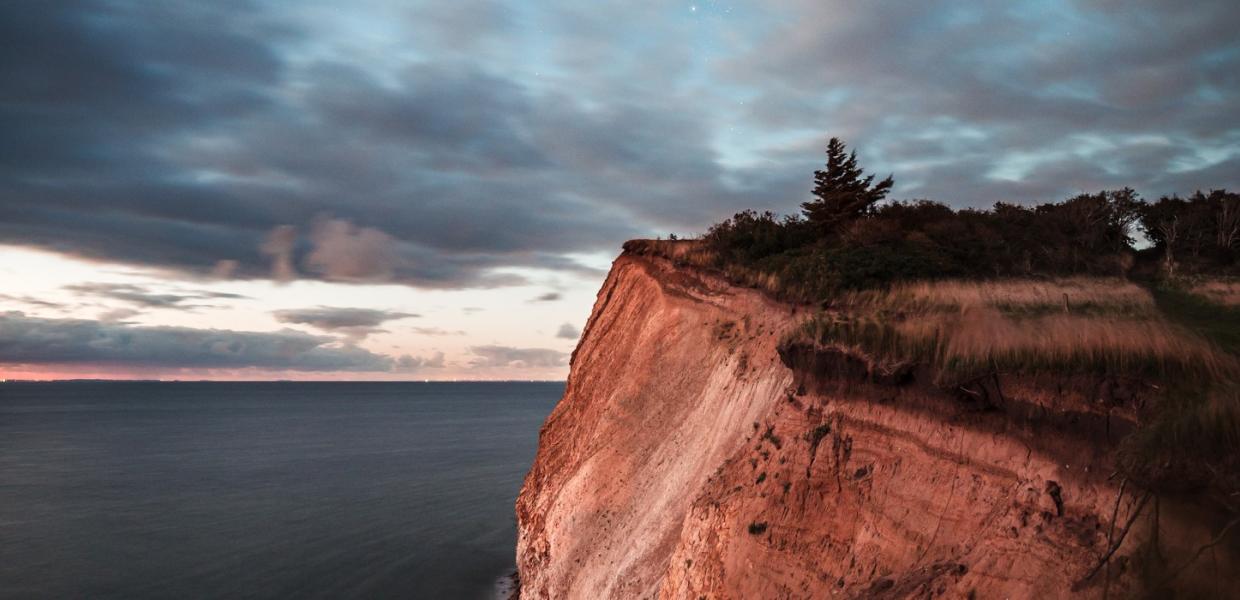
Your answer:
(1075, 491), (1152, 589)
(1157, 516), (1240, 587)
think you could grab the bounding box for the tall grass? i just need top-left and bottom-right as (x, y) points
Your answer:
(1187, 278), (1240, 306)
(1119, 384), (1240, 495)
(839, 278), (1154, 315)
(791, 281), (1240, 497)
(788, 278), (1235, 382)
(626, 243), (1232, 380)
(622, 239), (718, 268)
(628, 238), (1240, 498)
(628, 239), (1240, 500)
(623, 239), (796, 298)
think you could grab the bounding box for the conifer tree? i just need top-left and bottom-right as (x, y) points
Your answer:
(801, 137), (894, 236)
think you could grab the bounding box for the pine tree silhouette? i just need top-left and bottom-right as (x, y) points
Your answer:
(801, 137), (894, 235)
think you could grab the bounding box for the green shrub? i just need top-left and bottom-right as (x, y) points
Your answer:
(696, 185), (1239, 304)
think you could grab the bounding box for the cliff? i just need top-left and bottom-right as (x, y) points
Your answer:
(515, 245), (1238, 599)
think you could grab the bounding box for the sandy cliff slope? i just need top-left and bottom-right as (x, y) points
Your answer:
(515, 249), (1237, 599)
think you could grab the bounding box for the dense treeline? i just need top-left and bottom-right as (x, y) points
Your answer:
(705, 137), (1238, 300)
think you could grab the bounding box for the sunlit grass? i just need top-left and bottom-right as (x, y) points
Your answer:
(623, 239), (716, 267)
(839, 278), (1155, 315)
(628, 238), (1240, 500)
(785, 278), (1235, 382)
(786, 278), (1240, 495)
(1186, 277), (1240, 306)
(624, 239), (789, 295)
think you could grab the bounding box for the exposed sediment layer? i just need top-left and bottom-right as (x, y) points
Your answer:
(516, 250), (1236, 599)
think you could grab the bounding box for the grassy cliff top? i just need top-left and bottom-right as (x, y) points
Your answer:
(626, 238), (1240, 502)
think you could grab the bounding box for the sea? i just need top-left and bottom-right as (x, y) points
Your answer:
(0, 381), (563, 599)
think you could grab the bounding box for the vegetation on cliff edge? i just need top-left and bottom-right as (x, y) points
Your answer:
(628, 137), (1240, 514)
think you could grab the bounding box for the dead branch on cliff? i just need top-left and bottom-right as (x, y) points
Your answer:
(1075, 490), (1152, 589)
(1157, 515), (1240, 588)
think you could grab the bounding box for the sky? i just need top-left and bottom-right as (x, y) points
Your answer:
(1, 0), (1238, 380)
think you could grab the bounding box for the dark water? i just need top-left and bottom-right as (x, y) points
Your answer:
(0, 381), (562, 600)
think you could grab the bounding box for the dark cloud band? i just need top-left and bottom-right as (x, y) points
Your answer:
(0, 311), (397, 371)
(272, 306), (418, 340)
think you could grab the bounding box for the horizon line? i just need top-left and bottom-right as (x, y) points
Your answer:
(0, 378), (568, 384)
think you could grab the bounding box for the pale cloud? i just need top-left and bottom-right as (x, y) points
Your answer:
(0, 294), (68, 311)
(555, 323), (580, 339)
(97, 308), (141, 322)
(469, 345), (568, 369)
(273, 306), (418, 341)
(412, 326), (466, 336)
(395, 351), (447, 372)
(305, 217), (401, 282)
(260, 225), (299, 282)
(65, 282), (246, 309)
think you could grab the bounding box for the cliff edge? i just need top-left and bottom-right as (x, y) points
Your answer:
(515, 244), (1238, 599)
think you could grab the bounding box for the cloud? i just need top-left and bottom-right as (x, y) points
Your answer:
(468, 345), (568, 369)
(97, 308), (140, 322)
(718, 0), (1240, 207)
(411, 326), (466, 336)
(2, 0), (1236, 381)
(0, 311), (396, 372)
(0, 1), (716, 288)
(305, 217), (401, 282)
(531, 292), (562, 302)
(0, 294), (68, 311)
(65, 282), (246, 309)
(556, 323), (580, 339)
(272, 306), (418, 340)
(0, 0), (1236, 291)
(260, 225), (298, 282)
(395, 351), (446, 372)
(211, 259), (240, 279)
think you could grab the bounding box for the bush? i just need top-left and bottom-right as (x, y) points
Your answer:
(699, 189), (1237, 304)
(822, 238), (962, 290)
(705, 210), (812, 264)
(695, 138), (1236, 302)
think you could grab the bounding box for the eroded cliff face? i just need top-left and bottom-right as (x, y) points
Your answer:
(515, 250), (1236, 599)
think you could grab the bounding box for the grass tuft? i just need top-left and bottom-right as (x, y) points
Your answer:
(782, 277), (1240, 500)
(786, 278), (1235, 383)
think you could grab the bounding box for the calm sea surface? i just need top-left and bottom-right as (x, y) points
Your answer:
(0, 381), (562, 599)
